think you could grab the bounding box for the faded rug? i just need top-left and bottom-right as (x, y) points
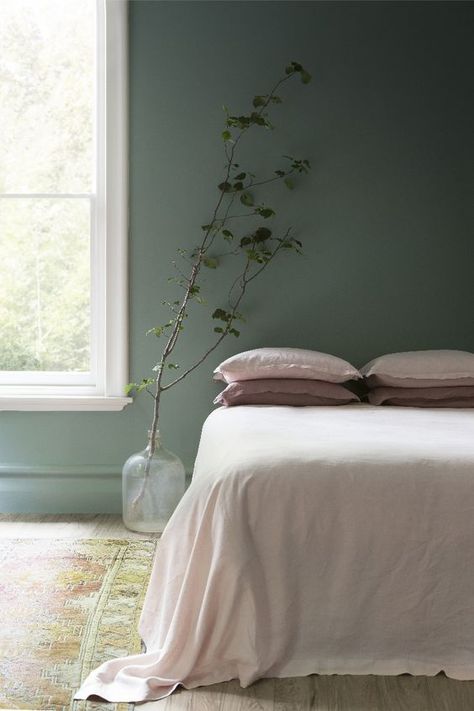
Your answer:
(0, 538), (157, 711)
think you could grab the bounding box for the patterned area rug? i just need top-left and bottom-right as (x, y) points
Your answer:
(0, 538), (157, 711)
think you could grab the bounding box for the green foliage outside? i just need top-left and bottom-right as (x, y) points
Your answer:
(0, 0), (94, 372)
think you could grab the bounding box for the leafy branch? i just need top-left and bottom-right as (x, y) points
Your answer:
(127, 62), (312, 476)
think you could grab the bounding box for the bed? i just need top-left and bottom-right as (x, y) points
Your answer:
(75, 403), (474, 702)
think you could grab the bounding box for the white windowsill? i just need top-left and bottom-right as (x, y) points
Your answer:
(0, 395), (132, 411)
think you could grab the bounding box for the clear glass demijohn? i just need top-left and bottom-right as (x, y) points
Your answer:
(122, 430), (186, 533)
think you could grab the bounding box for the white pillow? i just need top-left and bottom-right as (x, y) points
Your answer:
(213, 347), (361, 384)
(361, 349), (474, 388)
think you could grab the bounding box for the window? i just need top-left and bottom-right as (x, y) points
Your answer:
(0, 0), (130, 410)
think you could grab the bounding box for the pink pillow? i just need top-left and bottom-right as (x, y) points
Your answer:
(213, 348), (361, 384)
(368, 385), (474, 407)
(361, 350), (474, 388)
(214, 379), (360, 407)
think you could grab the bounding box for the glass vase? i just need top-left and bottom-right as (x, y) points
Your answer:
(122, 430), (186, 533)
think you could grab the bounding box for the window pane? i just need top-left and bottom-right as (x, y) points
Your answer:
(0, 0), (94, 194)
(0, 198), (91, 372)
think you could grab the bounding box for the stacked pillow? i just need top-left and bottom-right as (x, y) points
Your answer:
(361, 350), (474, 408)
(213, 347), (361, 407)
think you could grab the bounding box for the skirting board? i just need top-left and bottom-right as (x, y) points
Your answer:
(0, 465), (193, 514)
(0, 465), (123, 513)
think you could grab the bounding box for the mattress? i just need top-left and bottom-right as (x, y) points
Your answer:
(75, 404), (474, 702)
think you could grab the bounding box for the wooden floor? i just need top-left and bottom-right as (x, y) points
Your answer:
(1, 514), (473, 710)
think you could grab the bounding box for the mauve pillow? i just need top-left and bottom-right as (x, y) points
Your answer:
(214, 379), (360, 407)
(368, 385), (474, 407)
(361, 350), (474, 388)
(213, 348), (361, 384)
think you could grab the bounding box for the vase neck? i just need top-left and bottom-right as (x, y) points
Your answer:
(146, 429), (161, 451)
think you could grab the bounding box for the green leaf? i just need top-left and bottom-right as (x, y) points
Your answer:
(227, 114), (251, 130)
(147, 326), (163, 337)
(240, 192), (254, 207)
(240, 236), (252, 247)
(254, 227), (272, 242)
(202, 256), (219, 269)
(167, 363), (180, 369)
(229, 328), (240, 337)
(233, 181), (244, 191)
(300, 70), (312, 84)
(256, 207), (275, 219)
(218, 181), (232, 193)
(275, 170), (285, 177)
(281, 240), (295, 249)
(284, 177), (295, 190)
(252, 95), (266, 108)
(249, 250), (267, 263)
(125, 382), (137, 396)
(235, 172), (246, 180)
(214, 326), (224, 334)
(135, 377), (155, 391)
(212, 308), (228, 321)
(284, 61), (310, 83)
(222, 229), (233, 239)
(146, 321), (173, 337)
(285, 61), (303, 76)
(250, 112), (267, 126)
(222, 130), (232, 141)
(287, 61), (303, 74)
(290, 158), (310, 174)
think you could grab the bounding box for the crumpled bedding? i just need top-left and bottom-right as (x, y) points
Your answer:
(75, 404), (474, 702)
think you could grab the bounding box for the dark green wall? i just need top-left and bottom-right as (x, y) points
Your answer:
(129, 0), (474, 453)
(1, 0), (473, 510)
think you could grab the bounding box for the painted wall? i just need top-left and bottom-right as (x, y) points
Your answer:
(1, 0), (473, 511)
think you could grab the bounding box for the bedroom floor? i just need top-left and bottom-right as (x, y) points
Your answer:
(1, 515), (473, 711)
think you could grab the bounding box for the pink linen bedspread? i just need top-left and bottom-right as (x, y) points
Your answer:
(75, 404), (474, 702)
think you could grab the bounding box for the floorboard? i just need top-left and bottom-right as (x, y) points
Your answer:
(1, 514), (473, 710)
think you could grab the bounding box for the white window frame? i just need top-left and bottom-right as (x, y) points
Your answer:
(0, 0), (131, 412)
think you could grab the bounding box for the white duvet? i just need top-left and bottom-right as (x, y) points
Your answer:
(76, 404), (474, 702)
